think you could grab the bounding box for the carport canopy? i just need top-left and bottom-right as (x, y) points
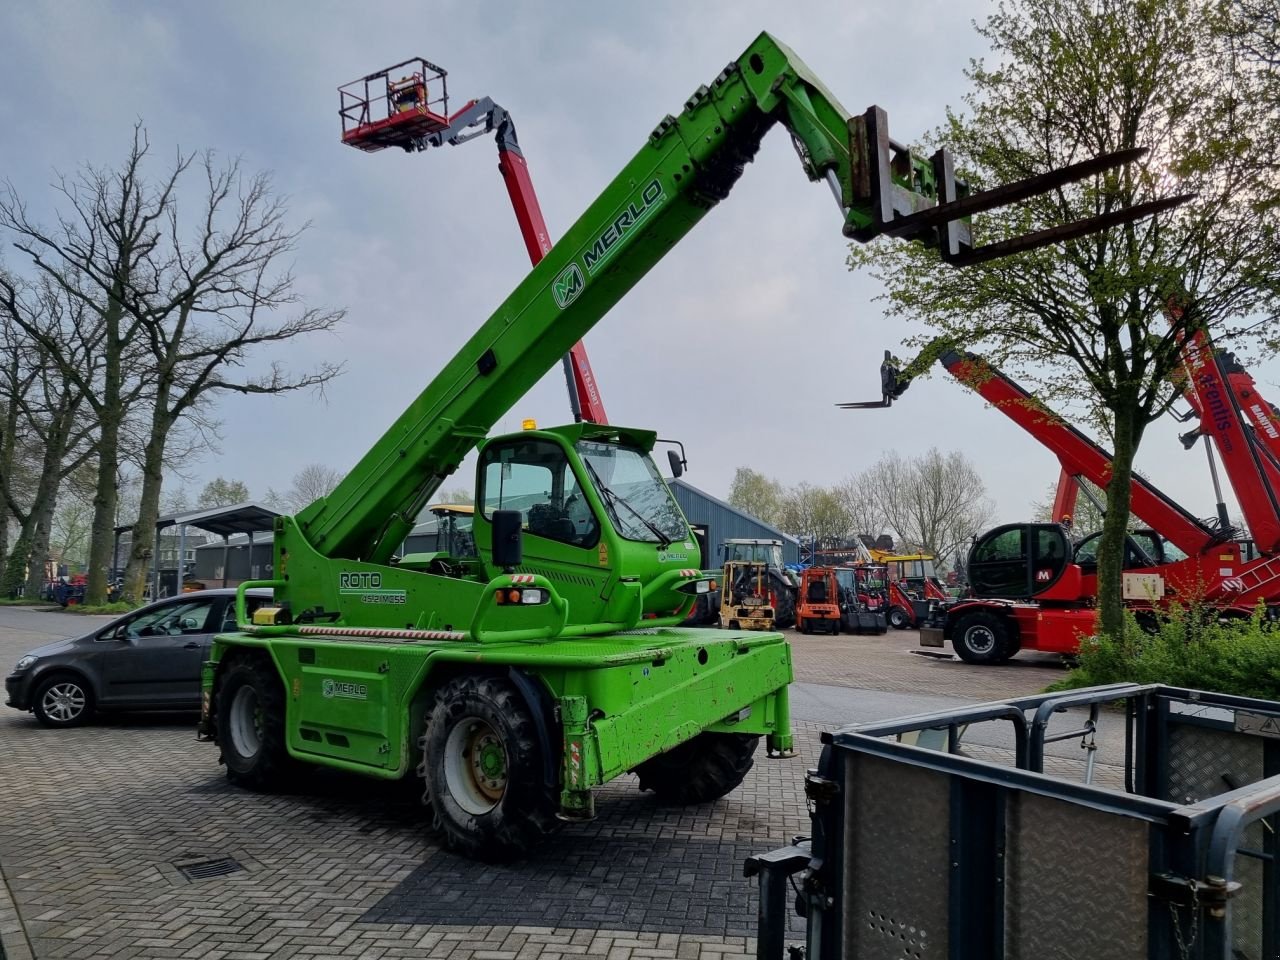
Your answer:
(113, 501), (280, 592)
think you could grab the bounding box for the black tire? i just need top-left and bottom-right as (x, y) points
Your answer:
(31, 672), (94, 728)
(798, 618), (811, 635)
(887, 606), (911, 630)
(634, 732), (759, 805)
(772, 582), (796, 629)
(216, 655), (291, 790)
(952, 611), (1013, 665)
(420, 675), (560, 861)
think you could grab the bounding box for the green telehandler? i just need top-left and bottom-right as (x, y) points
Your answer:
(198, 32), (1185, 860)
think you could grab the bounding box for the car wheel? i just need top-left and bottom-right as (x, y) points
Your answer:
(420, 675), (560, 861)
(216, 655), (291, 789)
(32, 673), (94, 727)
(952, 612), (1013, 665)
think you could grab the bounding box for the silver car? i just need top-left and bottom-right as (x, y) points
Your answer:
(4, 588), (270, 727)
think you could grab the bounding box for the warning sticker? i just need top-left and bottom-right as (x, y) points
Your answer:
(1236, 710), (1280, 739)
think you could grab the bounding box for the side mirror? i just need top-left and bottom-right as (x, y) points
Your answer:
(491, 510), (524, 571)
(667, 449), (684, 479)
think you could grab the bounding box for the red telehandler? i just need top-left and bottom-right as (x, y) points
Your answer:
(842, 339), (1280, 663)
(340, 58), (608, 424)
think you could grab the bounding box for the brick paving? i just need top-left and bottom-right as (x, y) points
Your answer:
(0, 613), (1067, 959)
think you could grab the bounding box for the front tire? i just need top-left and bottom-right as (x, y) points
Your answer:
(887, 606), (911, 630)
(634, 732), (759, 805)
(32, 673), (94, 727)
(952, 612), (1013, 665)
(421, 675), (560, 861)
(216, 656), (291, 789)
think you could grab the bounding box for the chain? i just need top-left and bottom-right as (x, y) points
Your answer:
(1168, 880), (1201, 960)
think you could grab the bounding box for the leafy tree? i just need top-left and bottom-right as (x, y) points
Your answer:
(847, 0), (1280, 636)
(777, 482), (850, 543)
(198, 477), (250, 509)
(727, 467), (784, 526)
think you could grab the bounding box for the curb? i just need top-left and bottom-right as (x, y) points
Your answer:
(0, 855), (33, 960)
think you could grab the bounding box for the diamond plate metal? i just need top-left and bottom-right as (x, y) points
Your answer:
(1005, 792), (1148, 960)
(1165, 724), (1263, 804)
(1165, 723), (1267, 959)
(843, 755), (949, 960)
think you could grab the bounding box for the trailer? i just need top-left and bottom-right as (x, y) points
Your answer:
(749, 683), (1280, 959)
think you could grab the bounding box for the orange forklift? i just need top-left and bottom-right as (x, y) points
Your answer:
(796, 567), (842, 633)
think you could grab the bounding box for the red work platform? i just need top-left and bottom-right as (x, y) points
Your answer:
(339, 57), (451, 153)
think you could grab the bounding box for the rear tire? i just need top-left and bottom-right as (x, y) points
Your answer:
(421, 675), (560, 861)
(952, 612), (1013, 665)
(634, 732), (759, 805)
(216, 656), (291, 789)
(32, 673), (94, 728)
(888, 606), (911, 630)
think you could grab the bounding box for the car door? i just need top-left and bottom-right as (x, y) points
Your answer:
(94, 598), (220, 706)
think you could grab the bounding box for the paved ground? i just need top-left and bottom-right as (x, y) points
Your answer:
(0, 607), (1080, 960)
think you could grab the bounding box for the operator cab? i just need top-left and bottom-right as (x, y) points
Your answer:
(1072, 528), (1188, 571)
(967, 523), (1074, 599)
(723, 539), (786, 568)
(398, 504), (479, 576)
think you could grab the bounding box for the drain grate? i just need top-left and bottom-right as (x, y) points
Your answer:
(176, 857), (244, 881)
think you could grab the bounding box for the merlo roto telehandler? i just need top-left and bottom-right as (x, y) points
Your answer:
(199, 32), (1185, 859)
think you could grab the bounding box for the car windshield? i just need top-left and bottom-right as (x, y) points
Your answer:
(575, 441), (687, 545)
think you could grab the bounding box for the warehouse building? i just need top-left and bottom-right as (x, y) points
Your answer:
(668, 478), (799, 567)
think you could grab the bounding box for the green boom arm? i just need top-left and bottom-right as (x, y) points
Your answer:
(295, 31), (1168, 564)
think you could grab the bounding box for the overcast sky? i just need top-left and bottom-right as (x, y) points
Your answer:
(1, 1), (1266, 533)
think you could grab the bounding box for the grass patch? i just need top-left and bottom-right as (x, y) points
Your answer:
(65, 602), (136, 616)
(1051, 604), (1280, 700)
(0, 597), (50, 606)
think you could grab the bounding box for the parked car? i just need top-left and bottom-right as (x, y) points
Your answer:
(4, 588), (271, 728)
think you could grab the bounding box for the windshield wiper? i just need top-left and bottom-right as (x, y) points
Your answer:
(583, 460), (673, 547)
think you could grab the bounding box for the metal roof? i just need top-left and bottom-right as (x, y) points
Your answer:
(115, 501), (280, 538)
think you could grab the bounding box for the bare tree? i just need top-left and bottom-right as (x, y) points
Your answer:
(437, 486), (474, 507)
(0, 128), (344, 601)
(834, 472), (889, 543)
(862, 449), (993, 562)
(0, 279), (98, 597)
(266, 463), (347, 514)
(114, 148), (343, 600)
(0, 128), (165, 602)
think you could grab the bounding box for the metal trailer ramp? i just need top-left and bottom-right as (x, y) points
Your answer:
(748, 683), (1280, 960)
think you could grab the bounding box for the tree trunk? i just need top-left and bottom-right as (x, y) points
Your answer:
(84, 296), (125, 607)
(1097, 402), (1144, 638)
(23, 495), (57, 600)
(122, 401), (172, 601)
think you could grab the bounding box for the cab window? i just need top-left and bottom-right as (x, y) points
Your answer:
(480, 439), (599, 548)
